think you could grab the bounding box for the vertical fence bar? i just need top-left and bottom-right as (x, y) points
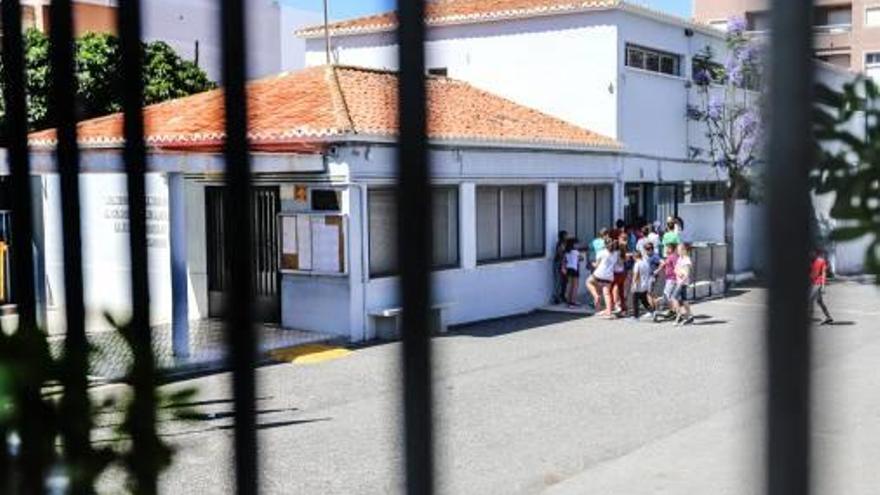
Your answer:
(766, 2), (814, 495)
(0, 0), (38, 488)
(396, 1), (435, 494)
(118, 0), (160, 493)
(220, 0), (259, 493)
(48, 1), (93, 492)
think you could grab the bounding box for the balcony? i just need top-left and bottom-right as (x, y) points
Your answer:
(814, 23), (853, 51)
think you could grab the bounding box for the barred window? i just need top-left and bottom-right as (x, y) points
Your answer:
(477, 186), (545, 263)
(626, 44), (682, 76)
(368, 187), (459, 278)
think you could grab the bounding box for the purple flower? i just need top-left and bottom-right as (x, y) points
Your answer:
(707, 98), (724, 121)
(694, 68), (711, 87)
(727, 16), (747, 35)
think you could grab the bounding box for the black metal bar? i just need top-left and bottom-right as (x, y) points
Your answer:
(118, 0), (159, 493)
(766, 2), (814, 495)
(48, 1), (93, 492)
(1, 0), (36, 332)
(396, 0), (435, 493)
(220, 0), (259, 492)
(0, 0), (38, 488)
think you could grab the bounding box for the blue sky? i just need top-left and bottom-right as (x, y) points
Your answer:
(285, 0), (692, 21)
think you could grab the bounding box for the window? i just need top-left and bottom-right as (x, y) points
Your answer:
(689, 182), (750, 203)
(692, 55), (726, 84)
(311, 189), (341, 211)
(747, 11), (772, 31)
(708, 20), (728, 32)
(867, 6), (880, 27)
(866, 52), (880, 81)
(625, 44), (681, 76)
(368, 187), (459, 277)
(690, 182), (726, 203)
(477, 186), (545, 263)
(818, 53), (852, 68)
(558, 185), (614, 245)
(814, 6), (852, 27)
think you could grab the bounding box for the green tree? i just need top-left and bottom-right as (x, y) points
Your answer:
(0, 29), (215, 136)
(813, 77), (880, 279)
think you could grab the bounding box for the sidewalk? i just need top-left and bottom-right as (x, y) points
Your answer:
(47, 319), (337, 382)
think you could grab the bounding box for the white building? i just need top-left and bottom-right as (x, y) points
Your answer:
(299, 0), (743, 263)
(13, 0), (322, 79)
(23, 65), (632, 341)
(298, 0), (871, 275)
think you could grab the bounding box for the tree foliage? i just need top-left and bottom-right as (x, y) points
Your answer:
(688, 17), (764, 194)
(813, 77), (880, 278)
(0, 29), (215, 135)
(686, 17), (765, 274)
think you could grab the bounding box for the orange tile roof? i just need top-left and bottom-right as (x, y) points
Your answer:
(28, 65), (619, 152)
(298, 0), (620, 37)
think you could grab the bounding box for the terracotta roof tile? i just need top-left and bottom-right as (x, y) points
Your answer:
(298, 0), (620, 37)
(28, 65), (619, 152)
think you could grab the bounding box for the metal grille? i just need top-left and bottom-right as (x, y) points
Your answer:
(0, 0), (816, 493)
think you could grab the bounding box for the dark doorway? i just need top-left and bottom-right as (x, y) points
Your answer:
(625, 183), (683, 226)
(205, 185), (281, 323)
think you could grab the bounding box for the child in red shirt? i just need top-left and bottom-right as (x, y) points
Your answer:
(810, 250), (834, 325)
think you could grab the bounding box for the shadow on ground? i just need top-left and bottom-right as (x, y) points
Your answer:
(447, 311), (587, 338)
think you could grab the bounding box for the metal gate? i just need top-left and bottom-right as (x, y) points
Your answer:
(0, 0), (819, 493)
(206, 186), (280, 323)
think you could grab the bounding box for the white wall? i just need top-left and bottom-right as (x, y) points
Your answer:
(142, 0), (316, 80)
(616, 12), (726, 158)
(306, 9), (729, 156)
(678, 199), (763, 274)
(42, 173), (203, 333)
(309, 13), (620, 138)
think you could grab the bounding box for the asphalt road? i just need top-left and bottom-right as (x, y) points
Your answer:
(111, 282), (880, 494)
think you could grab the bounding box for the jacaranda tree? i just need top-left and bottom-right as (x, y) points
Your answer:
(688, 17), (763, 275)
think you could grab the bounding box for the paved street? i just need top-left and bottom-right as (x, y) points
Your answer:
(104, 283), (879, 494)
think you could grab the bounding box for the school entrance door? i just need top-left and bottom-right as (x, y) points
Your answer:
(205, 186), (280, 323)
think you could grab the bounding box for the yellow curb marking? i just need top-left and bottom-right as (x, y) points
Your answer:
(270, 344), (352, 364)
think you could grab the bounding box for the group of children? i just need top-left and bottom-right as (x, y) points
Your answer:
(555, 217), (696, 326)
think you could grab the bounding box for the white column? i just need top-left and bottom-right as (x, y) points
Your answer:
(613, 178), (625, 223)
(168, 173), (190, 357)
(348, 186), (367, 342)
(545, 182), (559, 258)
(460, 182), (477, 270)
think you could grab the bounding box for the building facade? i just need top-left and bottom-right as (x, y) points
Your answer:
(694, 0), (880, 75)
(11, 0), (321, 79)
(299, 0), (737, 259)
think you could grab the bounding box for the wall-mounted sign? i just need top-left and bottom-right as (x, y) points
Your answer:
(279, 213), (346, 275)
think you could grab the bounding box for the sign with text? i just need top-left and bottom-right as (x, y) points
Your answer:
(279, 214), (346, 274)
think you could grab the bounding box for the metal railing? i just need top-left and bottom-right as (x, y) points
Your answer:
(0, 0), (814, 494)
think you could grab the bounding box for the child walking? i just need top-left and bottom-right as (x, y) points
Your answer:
(653, 243), (679, 322)
(630, 251), (654, 320)
(673, 243), (694, 326)
(810, 249), (834, 325)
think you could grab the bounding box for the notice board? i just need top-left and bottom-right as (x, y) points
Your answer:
(279, 214), (346, 274)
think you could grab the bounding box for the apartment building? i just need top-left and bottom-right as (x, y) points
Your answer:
(10, 0), (321, 79)
(694, 0), (880, 76)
